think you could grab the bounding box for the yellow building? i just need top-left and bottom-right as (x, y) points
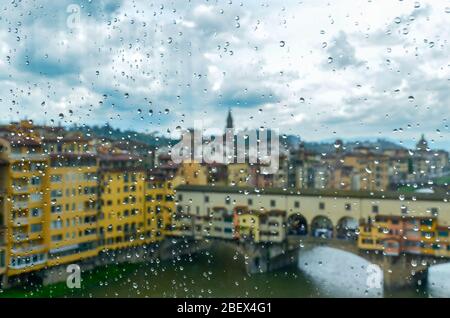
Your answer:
(329, 165), (355, 191)
(0, 135), (49, 276)
(357, 215), (449, 257)
(419, 217), (437, 256)
(98, 153), (146, 250)
(42, 133), (91, 154)
(227, 163), (254, 187)
(435, 226), (450, 257)
(0, 185), (6, 278)
(174, 161), (207, 186)
(46, 152), (99, 267)
(205, 163), (228, 186)
(358, 219), (383, 251)
(232, 208), (286, 244)
(340, 147), (389, 191)
(235, 210), (261, 243)
(358, 216), (405, 255)
(358, 227), (382, 251)
(144, 174), (173, 241)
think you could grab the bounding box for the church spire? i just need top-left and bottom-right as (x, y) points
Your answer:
(226, 108), (233, 129)
(416, 134), (428, 152)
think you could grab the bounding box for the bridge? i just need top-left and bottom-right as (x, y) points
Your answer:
(161, 234), (449, 292)
(288, 236), (447, 291)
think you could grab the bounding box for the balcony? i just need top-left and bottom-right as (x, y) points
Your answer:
(11, 186), (29, 194)
(403, 229), (421, 241)
(403, 222), (419, 231)
(28, 232), (43, 241)
(8, 256), (46, 270)
(12, 233), (29, 242)
(11, 217), (29, 227)
(9, 153), (47, 161)
(10, 170), (31, 179)
(11, 244), (45, 255)
(12, 201), (28, 210)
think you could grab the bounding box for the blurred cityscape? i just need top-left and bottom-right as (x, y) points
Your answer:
(0, 110), (449, 291)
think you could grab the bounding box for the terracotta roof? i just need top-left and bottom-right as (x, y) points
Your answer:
(146, 168), (176, 181)
(100, 166), (145, 173)
(1, 136), (41, 147)
(99, 153), (141, 162)
(50, 153), (96, 159)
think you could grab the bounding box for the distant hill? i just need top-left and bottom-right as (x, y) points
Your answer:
(304, 139), (405, 154)
(68, 123), (174, 148)
(68, 124), (406, 155)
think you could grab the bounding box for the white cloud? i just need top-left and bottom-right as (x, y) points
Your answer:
(0, 0), (448, 149)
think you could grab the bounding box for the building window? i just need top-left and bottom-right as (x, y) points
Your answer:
(430, 208), (439, 217)
(372, 205), (379, 214)
(51, 205), (61, 214)
(30, 221), (44, 233)
(401, 205), (408, 215)
(248, 199), (253, 205)
(270, 200), (276, 207)
(345, 203), (351, 211)
(51, 234), (63, 242)
(204, 196), (209, 203)
(0, 250), (4, 268)
(319, 202), (325, 210)
(50, 175), (62, 183)
(31, 208), (42, 217)
(178, 194), (183, 202)
(294, 201), (300, 208)
(30, 176), (41, 186)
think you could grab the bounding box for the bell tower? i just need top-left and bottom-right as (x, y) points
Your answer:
(226, 108), (233, 130)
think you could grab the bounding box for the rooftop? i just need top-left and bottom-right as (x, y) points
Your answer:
(98, 153), (141, 162)
(0, 136), (42, 147)
(175, 185), (449, 202)
(42, 136), (91, 143)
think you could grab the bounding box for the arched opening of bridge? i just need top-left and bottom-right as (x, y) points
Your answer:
(311, 216), (333, 238)
(287, 213), (308, 236)
(336, 217), (359, 240)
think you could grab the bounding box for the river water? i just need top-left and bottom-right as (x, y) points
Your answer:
(0, 244), (448, 298)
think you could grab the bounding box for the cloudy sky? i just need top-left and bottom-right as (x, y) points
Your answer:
(0, 0), (449, 149)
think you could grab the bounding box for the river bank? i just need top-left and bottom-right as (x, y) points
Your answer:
(0, 244), (432, 298)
